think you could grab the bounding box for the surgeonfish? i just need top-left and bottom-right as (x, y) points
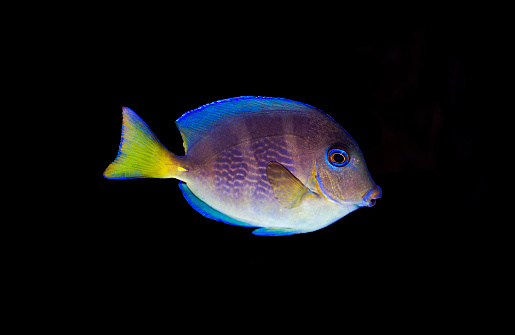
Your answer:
(104, 96), (381, 236)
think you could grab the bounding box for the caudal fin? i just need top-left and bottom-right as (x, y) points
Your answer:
(104, 107), (183, 179)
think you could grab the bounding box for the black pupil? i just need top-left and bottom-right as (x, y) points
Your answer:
(333, 153), (345, 163)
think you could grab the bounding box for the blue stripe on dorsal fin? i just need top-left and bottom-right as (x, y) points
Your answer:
(175, 96), (322, 152)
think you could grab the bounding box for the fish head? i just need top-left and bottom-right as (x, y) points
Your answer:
(313, 126), (381, 208)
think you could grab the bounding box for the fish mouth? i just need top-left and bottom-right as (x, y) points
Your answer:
(362, 185), (382, 207)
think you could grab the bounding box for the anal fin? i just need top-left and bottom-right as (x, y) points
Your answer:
(252, 227), (303, 236)
(179, 182), (256, 227)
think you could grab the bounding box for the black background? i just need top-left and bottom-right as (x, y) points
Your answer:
(68, 14), (495, 318)
(5, 3), (503, 329)
(93, 29), (483, 256)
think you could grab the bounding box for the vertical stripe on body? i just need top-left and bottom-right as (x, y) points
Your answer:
(212, 135), (296, 204)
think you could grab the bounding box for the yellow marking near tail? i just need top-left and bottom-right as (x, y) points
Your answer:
(104, 107), (185, 179)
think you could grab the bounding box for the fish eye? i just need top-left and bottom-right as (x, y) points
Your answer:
(326, 145), (350, 167)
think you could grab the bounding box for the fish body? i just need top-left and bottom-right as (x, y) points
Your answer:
(104, 97), (381, 236)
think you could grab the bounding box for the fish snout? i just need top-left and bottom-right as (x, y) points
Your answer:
(362, 185), (382, 207)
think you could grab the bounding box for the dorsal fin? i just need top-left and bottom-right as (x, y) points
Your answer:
(175, 96), (322, 152)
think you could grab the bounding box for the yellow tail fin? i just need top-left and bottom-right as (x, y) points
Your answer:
(104, 107), (182, 179)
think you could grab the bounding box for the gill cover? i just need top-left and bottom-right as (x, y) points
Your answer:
(315, 141), (377, 205)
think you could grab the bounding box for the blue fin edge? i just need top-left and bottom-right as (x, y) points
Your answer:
(252, 228), (304, 236)
(179, 182), (256, 228)
(175, 96), (321, 124)
(175, 96), (329, 152)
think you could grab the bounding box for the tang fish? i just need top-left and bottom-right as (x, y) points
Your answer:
(104, 96), (381, 236)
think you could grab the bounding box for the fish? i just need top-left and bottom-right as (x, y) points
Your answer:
(104, 96), (382, 236)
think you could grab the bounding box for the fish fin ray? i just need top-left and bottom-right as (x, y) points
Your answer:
(266, 161), (314, 209)
(252, 227), (303, 236)
(175, 96), (322, 152)
(104, 107), (183, 179)
(179, 182), (256, 227)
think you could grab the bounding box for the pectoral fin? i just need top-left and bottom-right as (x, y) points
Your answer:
(266, 161), (315, 209)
